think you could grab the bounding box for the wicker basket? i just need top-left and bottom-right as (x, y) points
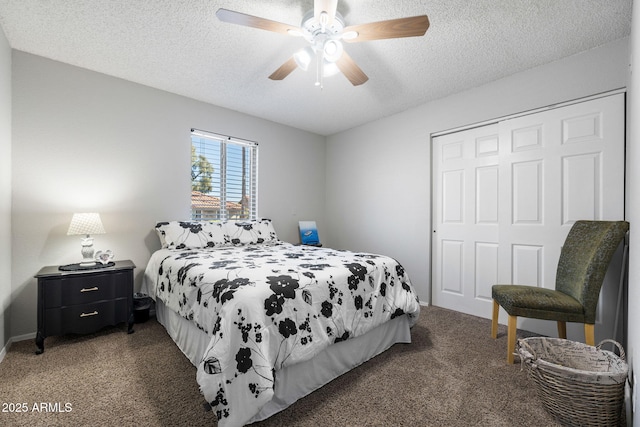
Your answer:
(517, 337), (628, 427)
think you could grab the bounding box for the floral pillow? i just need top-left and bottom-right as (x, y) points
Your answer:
(155, 221), (228, 249)
(224, 218), (279, 246)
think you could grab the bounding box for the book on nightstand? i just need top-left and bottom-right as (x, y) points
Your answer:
(299, 221), (320, 246)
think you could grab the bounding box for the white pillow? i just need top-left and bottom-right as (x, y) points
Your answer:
(155, 221), (228, 249)
(224, 218), (279, 245)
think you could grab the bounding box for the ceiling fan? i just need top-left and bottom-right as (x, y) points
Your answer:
(216, 0), (430, 88)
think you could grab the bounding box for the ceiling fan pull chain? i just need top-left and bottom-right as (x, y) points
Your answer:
(315, 49), (324, 89)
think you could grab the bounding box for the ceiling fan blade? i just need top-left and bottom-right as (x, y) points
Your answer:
(343, 15), (430, 42)
(314, 0), (338, 25)
(269, 57), (298, 80)
(336, 51), (369, 86)
(216, 8), (298, 35)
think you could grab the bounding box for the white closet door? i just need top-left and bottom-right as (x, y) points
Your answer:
(432, 93), (625, 340)
(432, 123), (500, 318)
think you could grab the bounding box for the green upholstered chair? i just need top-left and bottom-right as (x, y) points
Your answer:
(491, 220), (629, 363)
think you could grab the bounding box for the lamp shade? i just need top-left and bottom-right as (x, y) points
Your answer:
(67, 213), (106, 236)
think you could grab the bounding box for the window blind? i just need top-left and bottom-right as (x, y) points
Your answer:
(190, 129), (258, 221)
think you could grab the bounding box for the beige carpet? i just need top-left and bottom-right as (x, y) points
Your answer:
(0, 306), (559, 426)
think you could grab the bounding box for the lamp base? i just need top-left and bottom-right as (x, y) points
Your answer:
(80, 236), (96, 266)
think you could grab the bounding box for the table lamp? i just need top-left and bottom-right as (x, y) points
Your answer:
(67, 213), (106, 266)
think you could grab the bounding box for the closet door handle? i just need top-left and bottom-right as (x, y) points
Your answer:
(80, 311), (98, 318)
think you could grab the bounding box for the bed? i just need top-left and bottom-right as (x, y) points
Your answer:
(142, 219), (421, 427)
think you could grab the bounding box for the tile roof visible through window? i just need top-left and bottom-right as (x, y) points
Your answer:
(191, 191), (242, 211)
(191, 191), (251, 221)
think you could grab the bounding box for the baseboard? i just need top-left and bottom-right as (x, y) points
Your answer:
(419, 300), (430, 307)
(0, 339), (8, 364)
(0, 332), (37, 364)
(12, 332), (36, 342)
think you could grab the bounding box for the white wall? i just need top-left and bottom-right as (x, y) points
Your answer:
(627, 2), (640, 425)
(11, 52), (326, 338)
(326, 37), (629, 305)
(0, 25), (12, 350)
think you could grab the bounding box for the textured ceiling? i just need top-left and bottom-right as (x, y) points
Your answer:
(0, 0), (632, 136)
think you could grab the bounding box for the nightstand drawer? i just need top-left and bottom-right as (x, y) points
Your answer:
(44, 299), (130, 336)
(43, 271), (131, 308)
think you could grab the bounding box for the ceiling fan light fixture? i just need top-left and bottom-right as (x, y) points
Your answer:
(323, 61), (340, 77)
(293, 46), (314, 71)
(323, 39), (343, 63)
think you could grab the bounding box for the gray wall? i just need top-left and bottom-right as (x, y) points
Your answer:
(326, 37), (629, 305)
(10, 52), (326, 339)
(0, 25), (11, 350)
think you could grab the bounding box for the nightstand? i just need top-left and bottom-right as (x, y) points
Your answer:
(34, 260), (135, 354)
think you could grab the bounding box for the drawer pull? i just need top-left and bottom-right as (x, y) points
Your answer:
(80, 287), (99, 293)
(80, 311), (98, 318)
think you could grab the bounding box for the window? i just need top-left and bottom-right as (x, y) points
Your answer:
(190, 128), (258, 221)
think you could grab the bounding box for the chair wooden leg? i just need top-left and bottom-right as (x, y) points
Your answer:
(507, 315), (517, 364)
(491, 300), (499, 338)
(584, 323), (595, 346)
(557, 321), (567, 339)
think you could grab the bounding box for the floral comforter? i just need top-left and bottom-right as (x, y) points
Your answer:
(144, 242), (420, 427)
